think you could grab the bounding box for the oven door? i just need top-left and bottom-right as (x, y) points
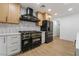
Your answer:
(31, 33), (41, 39)
(32, 38), (41, 48)
(22, 34), (30, 40)
(21, 40), (31, 51)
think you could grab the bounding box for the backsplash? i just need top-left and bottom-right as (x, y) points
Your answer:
(0, 21), (40, 34)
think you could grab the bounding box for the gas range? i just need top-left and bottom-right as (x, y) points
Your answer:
(19, 31), (42, 51)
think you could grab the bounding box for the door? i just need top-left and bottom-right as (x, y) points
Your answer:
(0, 36), (6, 56)
(0, 4), (8, 22)
(50, 21), (53, 32)
(7, 3), (20, 23)
(6, 35), (21, 55)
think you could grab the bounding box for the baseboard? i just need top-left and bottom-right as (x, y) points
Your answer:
(60, 38), (75, 42)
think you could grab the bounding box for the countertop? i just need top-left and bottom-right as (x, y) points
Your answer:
(0, 33), (21, 36)
(0, 31), (45, 36)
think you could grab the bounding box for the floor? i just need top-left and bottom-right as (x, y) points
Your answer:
(18, 37), (75, 56)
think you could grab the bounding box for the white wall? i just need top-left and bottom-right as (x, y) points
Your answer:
(0, 21), (40, 34)
(57, 14), (79, 41)
(21, 8), (26, 15)
(53, 20), (60, 37)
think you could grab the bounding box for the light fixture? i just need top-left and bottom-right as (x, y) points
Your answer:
(48, 9), (52, 12)
(68, 8), (73, 11)
(49, 15), (51, 18)
(54, 13), (58, 16)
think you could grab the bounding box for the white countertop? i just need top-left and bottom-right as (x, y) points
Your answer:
(0, 33), (20, 36)
(0, 31), (45, 36)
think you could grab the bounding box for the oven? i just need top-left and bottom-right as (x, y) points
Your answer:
(19, 31), (41, 52)
(19, 31), (31, 51)
(31, 32), (41, 48)
(31, 32), (41, 39)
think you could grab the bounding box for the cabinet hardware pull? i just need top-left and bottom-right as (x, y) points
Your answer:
(11, 42), (18, 44)
(6, 17), (7, 21)
(11, 37), (17, 38)
(11, 49), (18, 52)
(4, 37), (5, 43)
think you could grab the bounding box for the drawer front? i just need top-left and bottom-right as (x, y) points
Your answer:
(7, 41), (21, 47)
(0, 36), (6, 56)
(7, 45), (21, 56)
(7, 35), (21, 45)
(6, 35), (21, 47)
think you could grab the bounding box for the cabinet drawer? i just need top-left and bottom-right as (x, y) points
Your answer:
(7, 45), (21, 56)
(7, 41), (21, 47)
(0, 36), (6, 56)
(6, 35), (20, 43)
(0, 36), (4, 39)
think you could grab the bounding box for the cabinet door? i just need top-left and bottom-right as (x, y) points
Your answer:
(37, 12), (44, 26)
(7, 4), (20, 23)
(44, 13), (50, 21)
(6, 35), (21, 47)
(0, 36), (6, 56)
(6, 34), (21, 55)
(0, 4), (8, 22)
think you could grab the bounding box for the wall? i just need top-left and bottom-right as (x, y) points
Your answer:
(21, 7), (26, 15)
(57, 14), (79, 41)
(53, 20), (57, 36)
(53, 20), (60, 37)
(0, 21), (40, 34)
(0, 8), (40, 34)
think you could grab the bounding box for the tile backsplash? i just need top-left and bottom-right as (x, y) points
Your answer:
(0, 21), (40, 34)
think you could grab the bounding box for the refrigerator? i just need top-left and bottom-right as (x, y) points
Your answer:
(41, 20), (53, 43)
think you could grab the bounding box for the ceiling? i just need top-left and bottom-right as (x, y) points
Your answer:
(20, 3), (79, 18)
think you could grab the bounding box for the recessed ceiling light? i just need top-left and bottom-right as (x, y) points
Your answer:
(48, 9), (52, 12)
(54, 13), (58, 16)
(68, 8), (73, 11)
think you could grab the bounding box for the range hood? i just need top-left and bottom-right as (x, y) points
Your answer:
(20, 7), (38, 22)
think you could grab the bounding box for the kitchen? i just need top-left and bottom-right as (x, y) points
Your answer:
(1, 3), (77, 56)
(0, 3), (53, 56)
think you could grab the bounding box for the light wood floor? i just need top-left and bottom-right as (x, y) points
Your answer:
(18, 37), (75, 56)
